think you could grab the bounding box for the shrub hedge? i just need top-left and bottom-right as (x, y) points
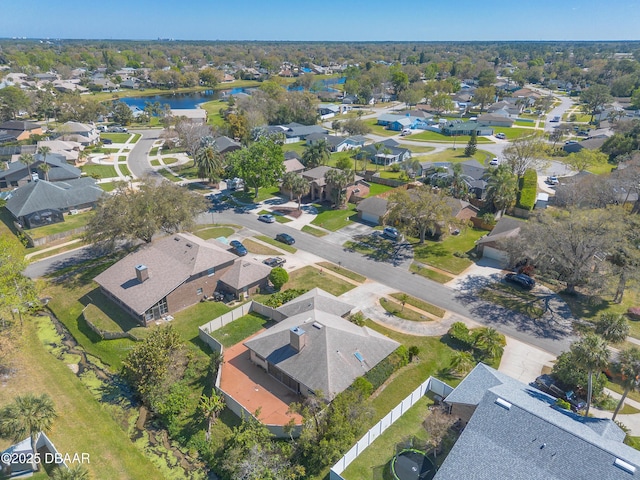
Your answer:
(516, 168), (537, 210)
(363, 345), (409, 391)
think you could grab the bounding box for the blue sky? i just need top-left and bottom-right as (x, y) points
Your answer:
(2, 0), (639, 41)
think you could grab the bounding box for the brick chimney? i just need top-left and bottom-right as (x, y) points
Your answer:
(135, 264), (149, 283)
(289, 327), (306, 352)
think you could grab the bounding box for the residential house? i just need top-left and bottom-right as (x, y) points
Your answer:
(94, 233), (241, 325)
(0, 120), (44, 142)
(356, 196), (389, 224)
(477, 113), (515, 128)
(421, 159), (489, 199)
(5, 177), (103, 229)
(563, 135), (609, 154)
(362, 139), (412, 166)
(0, 154), (82, 189)
(435, 363), (640, 480)
(305, 133), (367, 153)
(301, 165), (369, 202)
(475, 216), (525, 265)
(218, 260), (272, 299)
(376, 113), (422, 131)
(120, 78), (140, 89)
(244, 288), (399, 399)
(441, 120), (493, 137)
(170, 108), (207, 124)
(36, 140), (83, 164)
(487, 99), (523, 117)
(54, 122), (100, 146)
(318, 104), (341, 119)
(213, 135), (242, 155)
(283, 156), (305, 174)
(1, 432), (64, 478)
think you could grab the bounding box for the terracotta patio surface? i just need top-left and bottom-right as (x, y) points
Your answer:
(220, 330), (303, 426)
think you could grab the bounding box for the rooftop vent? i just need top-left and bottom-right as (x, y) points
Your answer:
(312, 322), (323, 330)
(354, 352), (364, 363)
(495, 398), (512, 410)
(614, 458), (637, 474)
(186, 243), (193, 248)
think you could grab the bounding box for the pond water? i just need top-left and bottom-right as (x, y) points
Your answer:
(119, 87), (248, 110)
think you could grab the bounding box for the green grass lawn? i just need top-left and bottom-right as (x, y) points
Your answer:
(99, 181), (117, 192)
(311, 203), (357, 231)
(378, 170), (404, 180)
(119, 164), (131, 176)
(243, 238), (281, 255)
(171, 163), (199, 179)
(232, 186), (281, 204)
(301, 225), (328, 237)
(28, 211), (93, 239)
(209, 312), (269, 348)
(255, 234), (297, 253)
(193, 226), (235, 240)
(400, 145), (436, 154)
(514, 119), (536, 127)
(317, 261), (366, 283)
(163, 157), (179, 165)
(283, 266), (356, 296)
(100, 133), (130, 143)
(149, 146), (159, 156)
(158, 168), (182, 182)
(341, 398), (432, 480)
(200, 99), (228, 128)
(410, 262), (455, 284)
(411, 228), (485, 274)
(283, 141), (307, 157)
(0, 317), (165, 480)
(150, 159), (161, 166)
(587, 162), (615, 175)
(367, 182), (395, 197)
(130, 133), (141, 143)
(493, 127), (540, 140)
(380, 297), (433, 322)
(416, 148), (493, 165)
(81, 164), (118, 178)
(365, 119), (400, 137)
(408, 130), (493, 144)
(390, 292), (446, 318)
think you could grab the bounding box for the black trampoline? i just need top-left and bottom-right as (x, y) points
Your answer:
(391, 449), (435, 480)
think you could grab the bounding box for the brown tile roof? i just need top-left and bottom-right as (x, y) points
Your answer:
(94, 233), (236, 314)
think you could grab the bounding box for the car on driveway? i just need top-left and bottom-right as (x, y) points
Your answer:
(383, 226), (401, 240)
(489, 157), (499, 165)
(258, 214), (275, 223)
(263, 257), (286, 268)
(504, 273), (536, 290)
(102, 138), (113, 145)
(275, 233), (295, 245)
(546, 176), (559, 185)
(495, 132), (506, 140)
(533, 374), (586, 412)
(229, 240), (247, 256)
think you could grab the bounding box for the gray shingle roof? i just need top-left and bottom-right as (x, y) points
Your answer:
(244, 306), (399, 398)
(219, 260), (271, 290)
(0, 154), (81, 182)
(94, 233), (237, 315)
(5, 177), (103, 218)
(437, 364), (640, 480)
(275, 288), (354, 318)
(356, 196), (389, 217)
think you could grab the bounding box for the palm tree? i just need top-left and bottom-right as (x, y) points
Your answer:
(474, 327), (505, 360)
(281, 171), (297, 201)
(0, 393), (57, 472)
(571, 333), (610, 416)
(485, 164), (518, 217)
(39, 162), (51, 182)
(194, 143), (224, 185)
(449, 163), (471, 199)
(199, 392), (225, 441)
(290, 174), (310, 210)
(449, 351), (475, 377)
(612, 347), (640, 421)
(324, 168), (353, 209)
(595, 313), (629, 344)
(302, 139), (331, 168)
(51, 465), (90, 480)
(19, 153), (34, 181)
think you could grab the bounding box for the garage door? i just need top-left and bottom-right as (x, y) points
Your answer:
(360, 212), (380, 225)
(482, 246), (509, 266)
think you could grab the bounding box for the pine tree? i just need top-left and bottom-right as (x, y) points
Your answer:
(464, 130), (477, 157)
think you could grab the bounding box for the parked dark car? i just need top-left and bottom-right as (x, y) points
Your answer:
(102, 138), (113, 145)
(504, 273), (535, 290)
(229, 240), (247, 256)
(275, 233), (295, 245)
(533, 374), (586, 412)
(263, 257), (286, 268)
